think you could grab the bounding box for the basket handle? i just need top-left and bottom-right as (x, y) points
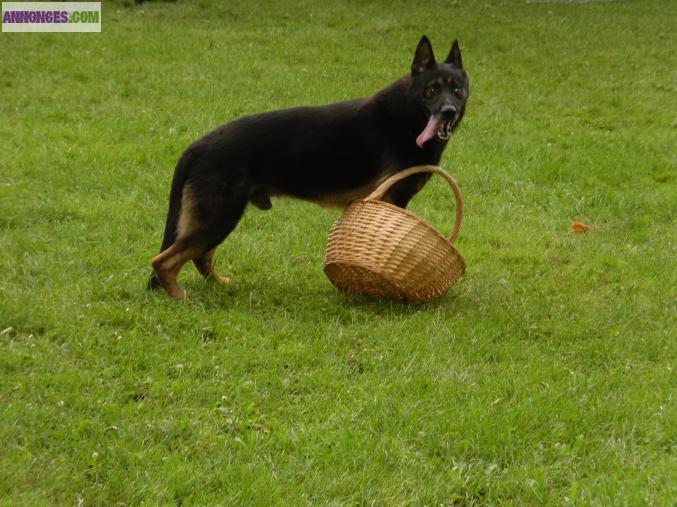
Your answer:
(365, 165), (463, 244)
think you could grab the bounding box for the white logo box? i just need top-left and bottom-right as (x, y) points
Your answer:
(2, 2), (101, 32)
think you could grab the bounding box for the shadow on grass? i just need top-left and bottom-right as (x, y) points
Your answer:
(168, 271), (473, 322)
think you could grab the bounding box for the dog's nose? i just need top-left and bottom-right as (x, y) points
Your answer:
(440, 104), (457, 118)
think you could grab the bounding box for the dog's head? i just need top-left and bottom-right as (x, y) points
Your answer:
(408, 36), (469, 148)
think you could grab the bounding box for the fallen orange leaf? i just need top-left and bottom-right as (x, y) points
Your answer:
(572, 221), (591, 233)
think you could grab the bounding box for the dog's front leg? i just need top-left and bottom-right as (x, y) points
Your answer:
(380, 173), (432, 208)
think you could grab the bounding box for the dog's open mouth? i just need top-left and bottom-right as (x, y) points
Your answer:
(416, 114), (453, 148)
(436, 120), (453, 141)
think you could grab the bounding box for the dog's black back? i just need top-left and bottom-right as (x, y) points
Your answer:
(150, 36), (469, 299)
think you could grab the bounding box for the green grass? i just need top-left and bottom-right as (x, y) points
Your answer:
(1, 0), (675, 504)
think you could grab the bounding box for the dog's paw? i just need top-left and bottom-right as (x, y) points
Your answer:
(170, 288), (187, 301)
(211, 274), (231, 285)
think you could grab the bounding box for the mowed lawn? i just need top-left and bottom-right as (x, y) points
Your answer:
(0, 0), (675, 504)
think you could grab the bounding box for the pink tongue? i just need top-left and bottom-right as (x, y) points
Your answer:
(416, 115), (443, 148)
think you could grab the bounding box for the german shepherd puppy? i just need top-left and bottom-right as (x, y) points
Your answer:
(149, 36), (469, 299)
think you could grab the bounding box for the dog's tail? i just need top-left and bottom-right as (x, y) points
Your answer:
(148, 154), (188, 290)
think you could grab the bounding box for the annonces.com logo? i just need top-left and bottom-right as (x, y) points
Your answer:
(2, 2), (101, 32)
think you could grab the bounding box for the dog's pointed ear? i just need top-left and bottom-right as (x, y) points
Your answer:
(445, 39), (463, 69)
(411, 35), (436, 75)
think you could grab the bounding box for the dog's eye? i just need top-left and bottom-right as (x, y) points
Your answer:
(453, 86), (462, 97)
(426, 85), (439, 97)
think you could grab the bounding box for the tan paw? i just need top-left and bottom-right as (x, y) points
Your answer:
(211, 274), (231, 285)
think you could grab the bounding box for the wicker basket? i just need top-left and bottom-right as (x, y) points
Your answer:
(324, 165), (465, 303)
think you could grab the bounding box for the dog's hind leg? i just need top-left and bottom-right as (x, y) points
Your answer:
(193, 247), (230, 285)
(151, 238), (205, 300)
(152, 180), (248, 300)
(149, 153), (190, 291)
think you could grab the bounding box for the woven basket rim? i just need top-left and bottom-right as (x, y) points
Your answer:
(364, 165), (463, 244)
(344, 198), (459, 250)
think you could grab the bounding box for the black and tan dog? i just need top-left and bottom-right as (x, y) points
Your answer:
(149, 36), (469, 299)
